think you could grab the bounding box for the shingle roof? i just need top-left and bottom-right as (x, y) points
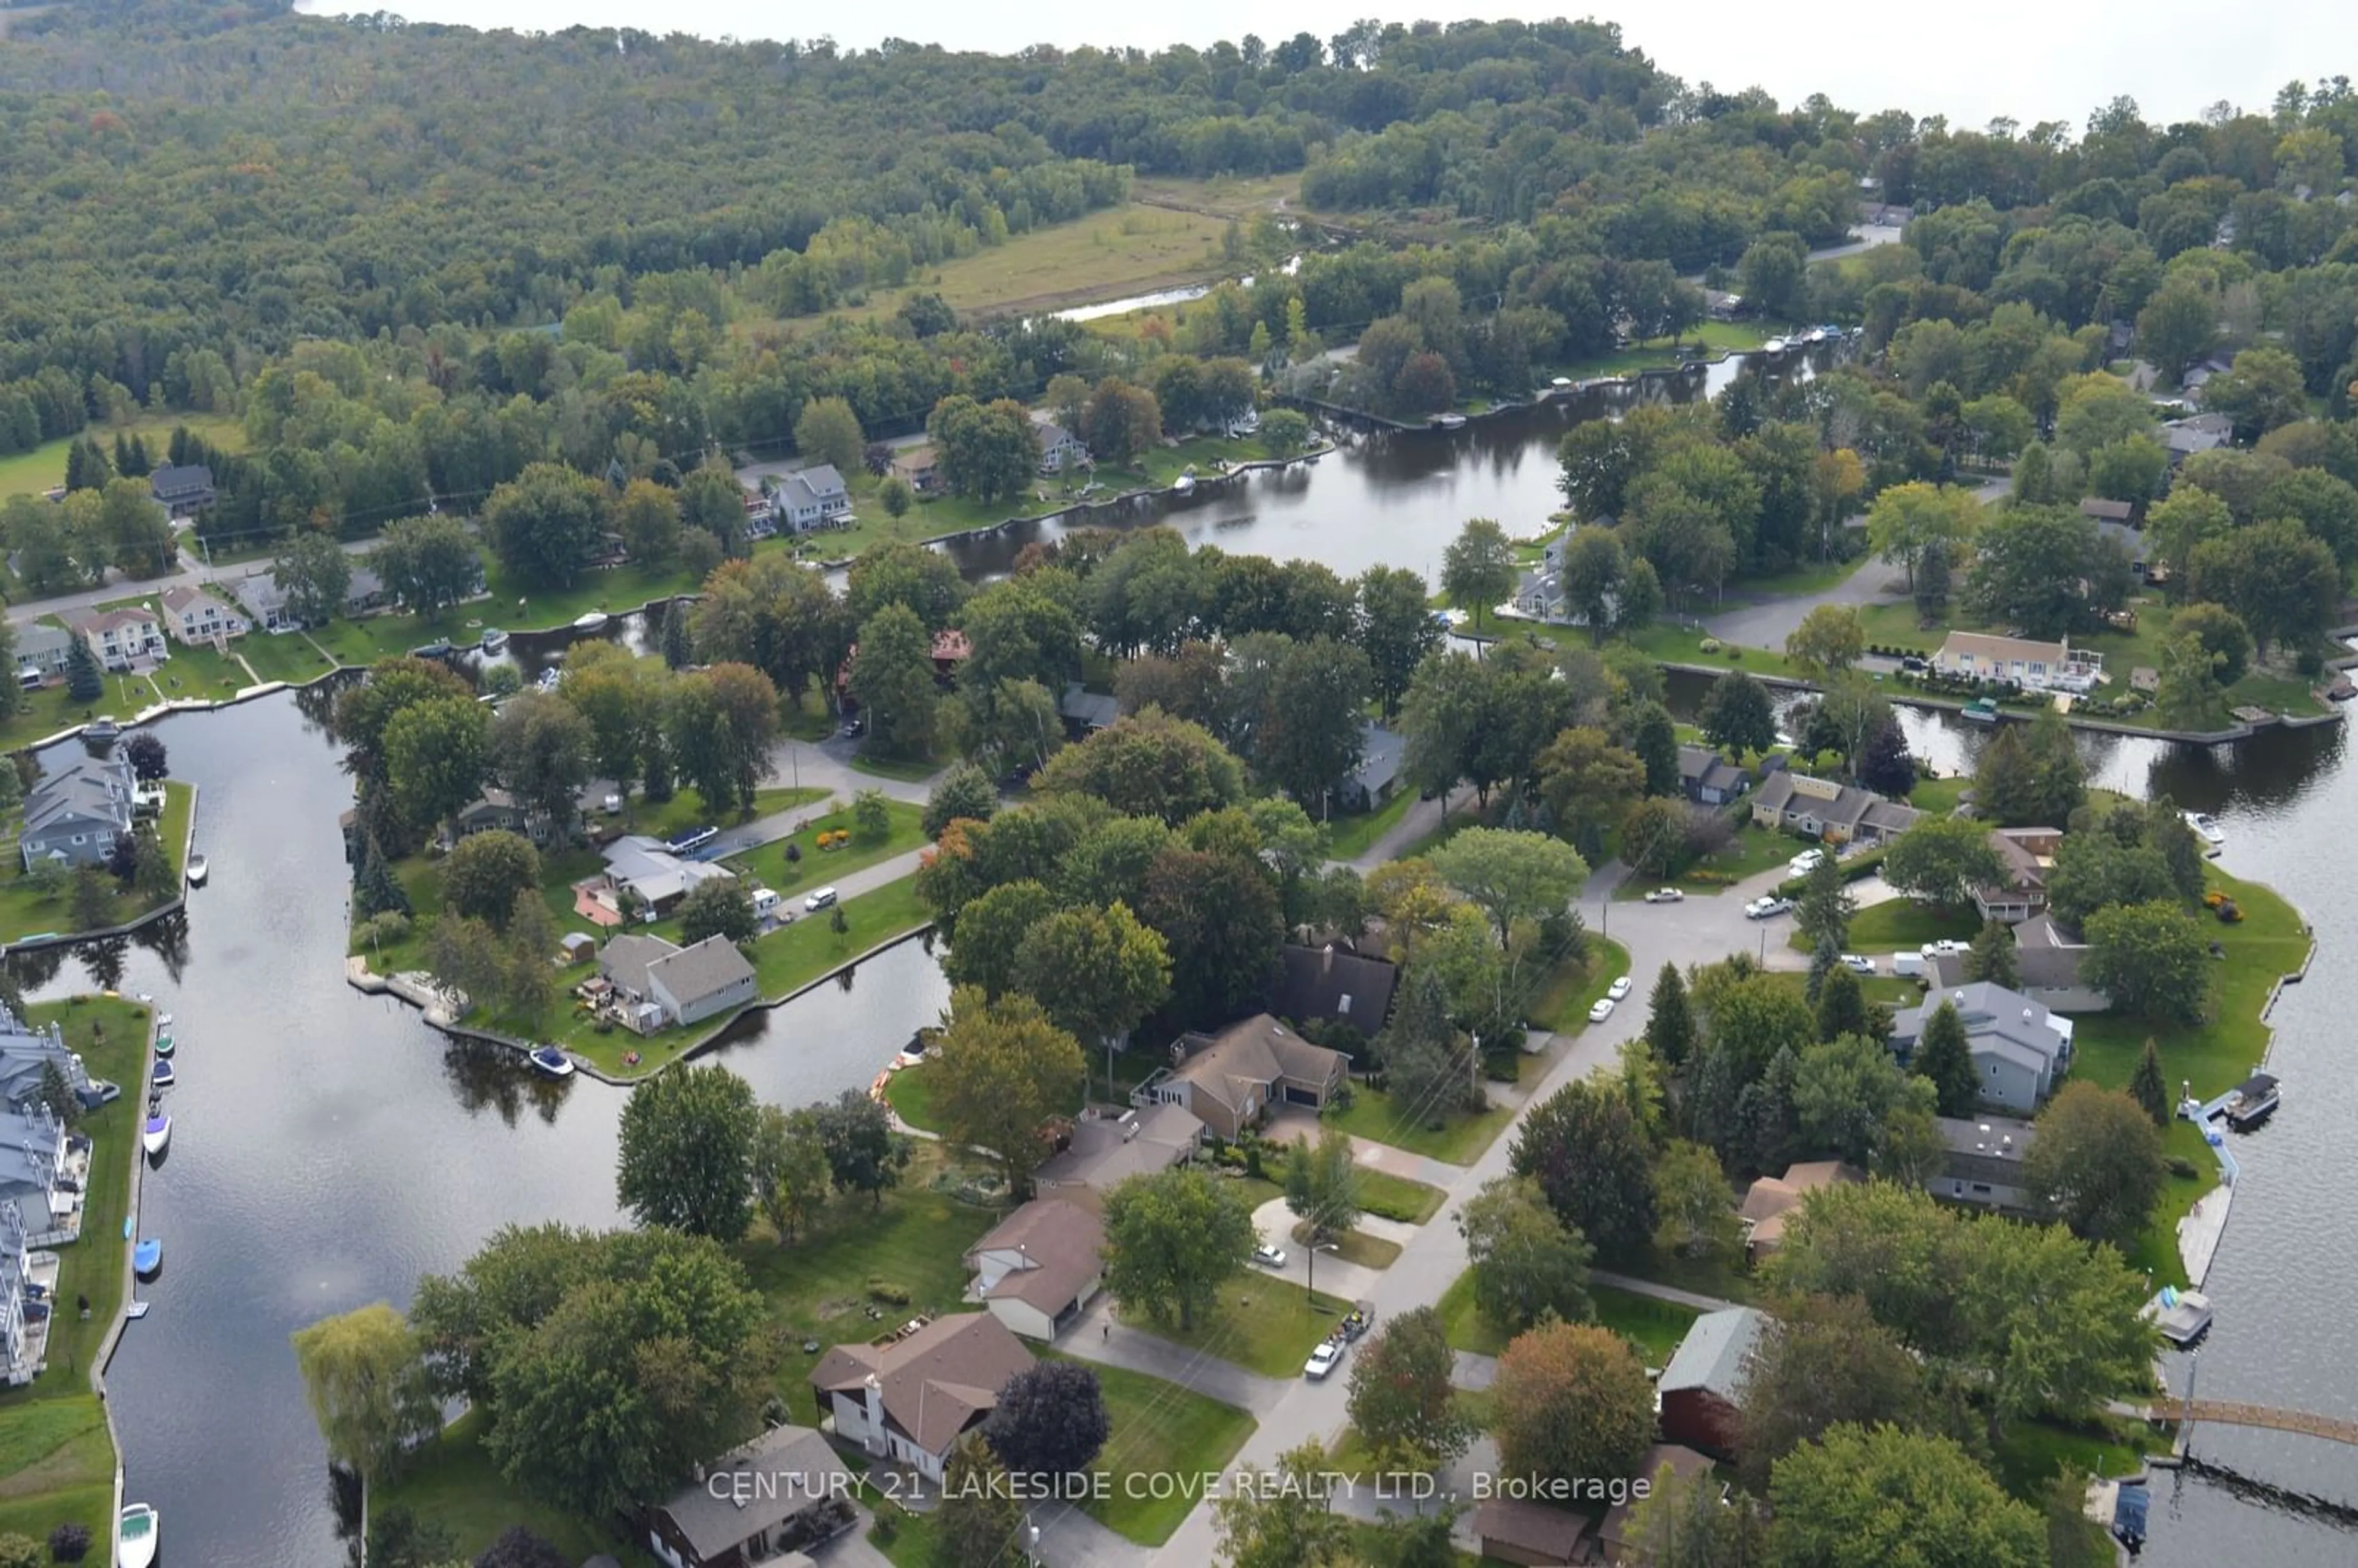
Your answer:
(811, 1313), (1035, 1456)
(1474, 1497), (1591, 1559)
(22, 753), (134, 842)
(1937, 629), (2068, 667)
(1659, 1306), (1764, 1400)
(1059, 682), (1120, 729)
(1936, 1114), (2037, 1187)
(653, 1424), (854, 1559)
(598, 932), (675, 996)
(159, 585), (233, 619)
(1269, 944), (1398, 1031)
(647, 934), (755, 1009)
(1036, 1105), (1202, 1190)
(1172, 1014), (1346, 1115)
(967, 1198), (1104, 1314)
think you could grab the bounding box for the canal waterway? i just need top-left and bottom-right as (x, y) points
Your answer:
(19, 355), (2358, 1560)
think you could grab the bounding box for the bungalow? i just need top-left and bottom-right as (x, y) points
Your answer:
(1931, 1114), (2039, 1210)
(71, 607), (167, 671)
(344, 565), (389, 616)
(1701, 287), (1747, 322)
(1057, 681), (1119, 736)
(1333, 721), (1404, 813)
(1657, 1306), (1766, 1456)
(639, 1423), (856, 1568)
(1889, 981), (2074, 1114)
(1474, 1499), (1592, 1567)
(2077, 497), (2133, 525)
(1132, 1014), (1348, 1141)
(2161, 413), (2233, 464)
(601, 835), (736, 919)
(1678, 745), (1749, 806)
(1748, 771), (1919, 847)
(811, 1313), (1036, 1483)
(157, 585), (245, 646)
(13, 624), (72, 688)
(1036, 1104), (1204, 1194)
(775, 465), (851, 532)
(597, 932), (758, 1031)
(1269, 942), (1398, 1035)
(147, 462), (215, 518)
(964, 1197), (1104, 1341)
(1597, 1445), (1718, 1563)
(1035, 421), (1089, 474)
(1932, 630), (2103, 694)
(233, 572), (302, 634)
(1971, 826), (2061, 924)
(1936, 912), (2111, 1012)
(20, 752), (137, 871)
(890, 444), (941, 495)
(451, 788), (553, 845)
(1737, 1160), (1862, 1261)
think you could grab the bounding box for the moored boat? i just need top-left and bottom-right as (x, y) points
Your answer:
(117, 1504), (158, 1568)
(572, 610), (610, 632)
(84, 716), (120, 743)
(132, 1239), (161, 1278)
(2222, 1071), (2279, 1130)
(1761, 336), (1788, 354)
(1170, 474), (1196, 495)
(2144, 1285), (2213, 1346)
(153, 1034), (174, 1060)
(185, 853), (208, 887)
(1434, 412), (1467, 429)
(142, 1109), (171, 1157)
(410, 640), (453, 659)
(528, 1044), (575, 1079)
(151, 1060), (175, 1090)
(1960, 697), (1999, 723)
(2182, 810), (2226, 847)
(481, 627), (509, 652)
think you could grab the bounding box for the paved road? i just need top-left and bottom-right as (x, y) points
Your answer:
(1700, 555), (1908, 653)
(4, 534), (386, 630)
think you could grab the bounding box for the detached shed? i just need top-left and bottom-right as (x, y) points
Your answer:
(1475, 1497), (1592, 1566)
(559, 932), (597, 964)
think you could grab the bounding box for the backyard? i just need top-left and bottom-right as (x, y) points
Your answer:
(0, 781), (194, 945)
(0, 415), (246, 502)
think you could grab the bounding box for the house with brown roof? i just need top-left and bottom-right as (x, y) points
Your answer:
(638, 1423), (856, 1568)
(1972, 826), (2061, 924)
(1132, 1014), (1348, 1141)
(1597, 1444), (1718, 1563)
(1932, 629), (2103, 693)
(1269, 942), (1397, 1036)
(963, 1197), (1104, 1340)
(1036, 1104), (1203, 1195)
(810, 1313), (1035, 1482)
(1748, 770), (1919, 847)
(1737, 1161), (1862, 1261)
(1474, 1497), (1592, 1566)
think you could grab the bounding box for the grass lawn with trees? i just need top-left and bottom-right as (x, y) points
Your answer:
(1326, 1081), (1512, 1168)
(1051, 1355), (1256, 1545)
(372, 1410), (652, 1564)
(1435, 1270), (1700, 1364)
(1324, 786), (1420, 861)
(1538, 319), (1775, 382)
(235, 629), (340, 686)
(0, 414), (246, 501)
(1796, 898), (1982, 955)
(1125, 1278), (1354, 1380)
(0, 997), (154, 1550)
(1613, 821), (1797, 898)
(721, 798), (927, 899)
(846, 751), (945, 785)
(0, 782), (193, 945)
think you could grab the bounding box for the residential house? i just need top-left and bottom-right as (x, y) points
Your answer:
(1036, 1104), (1204, 1195)
(158, 586), (246, 646)
(2161, 413), (2234, 465)
(1035, 421), (1089, 474)
(890, 445), (941, 495)
(452, 788), (551, 845)
(2077, 497), (2133, 525)
(1931, 630), (2103, 694)
(1657, 1306), (1766, 1456)
(233, 572), (302, 634)
(147, 463), (216, 518)
(2091, 519), (2154, 582)
(930, 629), (972, 680)
(20, 751), (137, 871)
(0, 1106), (74, 1244)
(775, 465), (852, 532)
(1132, 1014), (1349, 1141)
(639, 1423), (856, 1568)
(1972, 827), (2061, 924)
(1678, 745), (1749, 806)
(601, 835), (736, 919)
(13, 624), (73, 689)
(0, 1203), (50, 1389)
(1931, 1114), (2039, 1209)
(1936, 912), (2111, 1012)
(1737, 1160), (1862, 1261)
(1333, 721), (1404, 813)
(597, 932), (758, 1032)
(71, 607), (166, 671)
(963, 1197), (1104, 1340)
(1057, 682), (1119, 737)
(1597, 1445), (1718, 1563)
(1748, 771), (1920, 847)
(1511, 564), (1564, 621)
(1889, 981), (2075, 1114)
(1269, 942), (1398, 1035)
(1701, 288), (1746, 322)
(810, 1313), (1036, 1483)
(0, 1012), (95, 1115)
(1859, 201), (1914, 227)
(344, 565), (389, 616)
(1473, 1499), (1592, 1567)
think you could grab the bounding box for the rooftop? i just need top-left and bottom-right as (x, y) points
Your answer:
(652, 1424), (852, 1559)
(811, 1313), (1035, 1455)
(1659, 1306), (1765, 1400)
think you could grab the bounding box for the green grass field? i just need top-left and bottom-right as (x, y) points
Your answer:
(1624, 622), (1813, 683)
(1325, 1081), (1512, 1168)
(373, 1410), (653, 1564)
(1435, 1270), (1700, 1364)
(1325, 788), (1418, 861)
(1802, 898), (1982, 955)
(1064, 1356), (1256, 1545)
(1538, 320), (1776, 382)
(1614, 821), (1797, 898)
(854, 200), (1243, 320)
(0, 415), (246, 500)
(1126, 1278), (1354, 1380)
(1530, 939), (1632, 1034)
(0, 782), (193, 945)
(722, 798), (926, 898)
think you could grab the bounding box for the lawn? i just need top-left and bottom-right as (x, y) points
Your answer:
(846, 751), (944, 785)
(1989, 1416), (2150, 1500)
(1800, 898), (1982, 955)
(1326, 1081), (1513, 1168)
(0, 781), (193, 945)
(1348, 1165), (1447, 1225)
(1614, 821), (1796, 898)
(0, 996), (154, 1553)
(1126, 1278), (1355, 1380)
(1057, 1355), (1256, 1545)
(374, 1410), (652, 1562)
(1624, 623), (1812, 684)
(1436, 1271), (1699, 1364)
(1325, 786), (1420, 861)
(1538, 320), (1776, 382)
(857, 200), (1238, 320)
(1907, 774), (1971, 814)
(0, 660), (181, 752)
(1530, 939), (1632, 1034)
(0, 414), (246, 500)
(1288, 1221), (1403, 1270)
(234, 629), (340, 686)
(304, 552), (718, 669)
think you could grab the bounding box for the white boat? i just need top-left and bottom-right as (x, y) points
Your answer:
(185, 854), (208, 887)
(528, 1045), (575, 1079)
(481, 627), (508, 652)
(1761, 337), (1788, 354)
(572, 610), (609, 632)
(2182, 810), (2225, 847)
(1434, 412), (1467, 429)
(117, 1504), (158, 1568)
(1170, 475), (1195, 495)
(2144, 1286), (2214, 1347)
(142, 1110), (171, 1157)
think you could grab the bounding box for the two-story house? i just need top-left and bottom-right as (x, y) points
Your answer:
(147, 463), (216, 518)
(12, 625), (74, 690)
(1932, 631), (2103, 694)
(1889, 982), (2075, 1114)
(774, 465), (851, 532)
(70, 607), (166, 671)
(158, 586), (246, 646)
(1132, 1014), (1348, 1140)
(1035, 421), (1089, 473)
(20, 752), (138, 871)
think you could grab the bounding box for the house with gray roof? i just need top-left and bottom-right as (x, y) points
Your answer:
(1749, 769), (1919, 846)
(0, 1012), (91, 1116)
(598, 931), (757, 1031)
(12, 624), (72, 691)
(344, 565), (389, 616)
(1334, 720), (1403, 812)
(0, 1106), (74, 1244)
(1134, 1014), (1348, 1141)
(601, 835), (735, 918)
(1057, 681), (1119, 735)
(233, 571), (301, 633)
(0, 1203), (49, 1388)
(1036, 1103), (1204, 1195)
(774, 464), (850, 532)
(1936, 913), (2110, 1013)
(148, 463), (215, 517)
(1678, 744), (1749, 805)
(811, 1313), (1036, 1483)
(1889, 981), (2074, 1113)
(1270, 942), (1397, 1036)
(20, 751), (137, 871)
(159, 585), (246, 646)
(1658, 1306), (1766, 1454)
(1034, 420), (1088, 473)
(639, 1422), (855, 1568)
(1931, 1114), (2039, 1210)
(2160, 413), (2233, 464)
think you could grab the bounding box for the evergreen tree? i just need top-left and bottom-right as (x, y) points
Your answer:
(2129, 1038), (2170, 1127)
(1643, 963), (1695, 1069)
(933, 1436), (1025, 1568)
(354, 837), (413, 918)
(660, 601), (693, 670)
(1963, 919), (2018, 988)
(1796, 852), (1855, 952)
(1815, 963), (1868, 1042)
(1910, 999), (1978, 1116)
(64, 635), (103, 704)
(168, 425), (191, 467)
(63, 436), (109, 493)
(1742, 1044), (1802, 1175)
(1806, 936), (1839, 1006)
(112, 432), (131, 476)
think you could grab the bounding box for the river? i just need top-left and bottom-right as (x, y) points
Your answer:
(23, 375), (2358, 1562)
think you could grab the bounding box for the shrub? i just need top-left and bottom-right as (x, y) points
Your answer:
(1698, 637), (1722, 654)
(2167, 1155), (2200, 1180)
(866, 1277), (911, 1305)
(47, 1524), (91, 1564)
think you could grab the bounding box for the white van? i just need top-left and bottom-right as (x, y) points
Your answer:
(750, 888), (781, 920)
(1889, 952), (1927, 977)
(804, 887), (839, 912)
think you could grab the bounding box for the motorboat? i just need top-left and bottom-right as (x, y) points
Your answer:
(2143, 1285), (2213, 1346)
(185, 853), (208, 887)
(117, 1504), (159, 1568)
(142, 1109), (171, 1157)
(528, 1045), (575, 1079)
(132, 1239), (161, 1278)
(1433, 412), (1467, 429)
(536, 667), (562, 693)
(2222, 1071), (2280, 1130)
(153, 1033), (174, 1060)
(1761, 337), (1788, 354)
(480, 627), (509, 652)
(1959, 697), (2000, 723)
(572, 610), (610, 632)
(1170, 474), (1195, 495)
(410, 640), (454, 659)
(155, 1012), (170, 1028)
(2182, 810), (2226, 847)
(151, 1060), (175, 1090)
(125, 1300), (149, 1320)
(84, 716), (120, 743)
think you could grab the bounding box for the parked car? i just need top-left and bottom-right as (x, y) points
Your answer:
(602, 791), (623, 815)
(1304, 1341), (1343, 1380)
(1643, 887), (1684, 903)
(1251, 1243), (1287, 1269)
(1587, 998), (1616, 1024)
(804, 887), (839, 912)
(839, 717), (865, 738)
(1920, 938), (1966, 957)
(1789, 849), (1826, 876)
(1607, 976), (1632, 1001)
(1840, 953), (1875, 974)
(1745, 896), (1792, 919)
(1890, 952), (1928, 977)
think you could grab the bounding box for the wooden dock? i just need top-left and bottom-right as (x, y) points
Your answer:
(2138, 1399), (2358, 1447)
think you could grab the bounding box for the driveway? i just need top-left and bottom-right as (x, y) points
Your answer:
(1700, 556), (1908, 653)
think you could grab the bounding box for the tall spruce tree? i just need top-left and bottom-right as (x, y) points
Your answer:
(2129, 1039), (2170, 1127)
(1910, 999), (1978, 1116)
(354, 837), (413, 918)
(64, 635), (104, 704)
(1815, 963), (1868, 1042)
(1644, 963), (1695, 1068)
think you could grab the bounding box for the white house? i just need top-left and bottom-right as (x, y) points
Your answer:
(0, 1201), (51, 1388)
(1035, 420), (1089, 473)
(596, 933), (758, 1031)
(233, 572), (302, 633)
(774, 465), (851, 532)
(810, 1313), (1036, 1483)
(158, 585), (246, 646)
(70, 607), (166, 671)
(1932, 631), (2103, 694)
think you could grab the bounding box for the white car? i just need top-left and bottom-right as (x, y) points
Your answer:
(1607, 976), (1632, 1001)
(602, 791), (623, 815)
(1643, 887), (1684, 904)
(1840, 954), (1875, 974)
(805, 887), (840, 912)
(1745, 896), (1792, 920)
(1304, 1341), (1343, 1380)
(1251, 1243), (1287, 1269)
(1920, 939), (1967, 958)
(1789, 850), (1826, 876)
(1587, 998), (1616, 1024)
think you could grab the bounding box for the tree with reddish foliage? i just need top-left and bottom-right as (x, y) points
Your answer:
(1489, 1321), (1655, 1488)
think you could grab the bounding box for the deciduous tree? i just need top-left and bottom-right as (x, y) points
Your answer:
(1736, 1293), (1924, 1489)
(440, 829), (540, 929)
(793, 395), (865, 475)
(289, 1302), (440, 1483)
(1348, 1306), (1471, 1473)
(984, 1360), (1112, 1478)
(2023, 1081), (2167, 1246)
(1102, 1167), (1253, 1330)
(1510, 1079), (1656, 1261)
(1458, 1173), (1593, 1336)
(812, 1088), (909, 1206)
(930, 985), (1084, 1195)
(1214, 1439), (1352, 1568)
(272, 530), (352, 626)
(748, 1104), (830, 1244)
(1882, 815), (2005, 909)
(1490, 1321), (1654, 1488)
(1440, 517), (1516, 629)
(1652, 1139), (1740, 1262)
(1428, 827), (1588, 947)
(384, 695), (489, 834)
(2083, 898), (2212, 1022)
(1784, 604), (1864, 680)
(1535, 727), (1644, 862)
(615, 1064), (760, 1241)
(1698, 669), (1776, 757)
(483, 462), (608, 589)
(1766, 1424), (2045, 1568)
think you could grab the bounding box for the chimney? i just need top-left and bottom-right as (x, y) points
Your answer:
(1321, 944), (1335, 975)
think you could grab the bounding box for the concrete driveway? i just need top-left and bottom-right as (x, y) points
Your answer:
(1700, 556), (1909, 653)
